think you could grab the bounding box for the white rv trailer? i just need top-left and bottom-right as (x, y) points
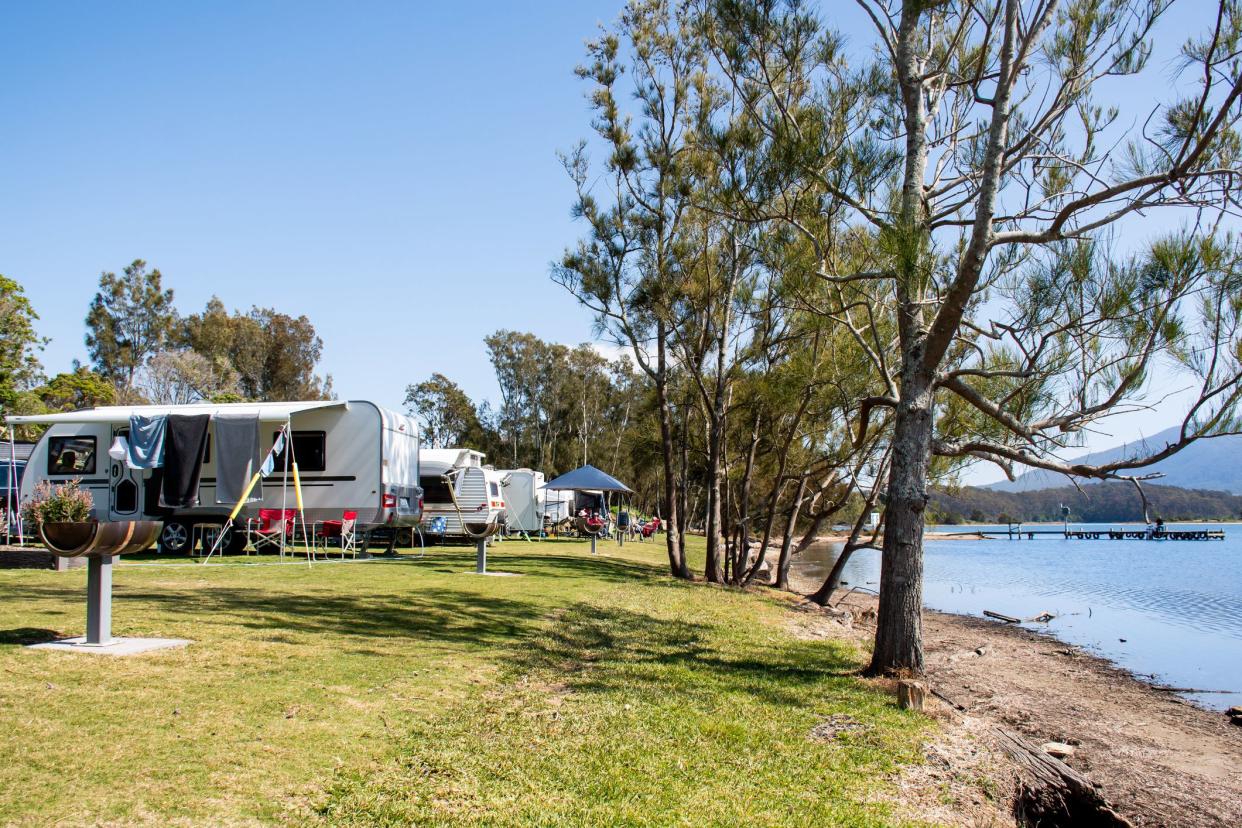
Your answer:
(419, 448), (505, 540)
(9, 400), (422, 554)
(499, 468), (545, 534)
(541, 488), (576, 525)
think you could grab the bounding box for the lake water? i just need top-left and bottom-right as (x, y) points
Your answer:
(792, 524), (1242, 711)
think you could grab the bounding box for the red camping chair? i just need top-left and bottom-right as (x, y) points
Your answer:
(248, 508), (295, 554)
(315, 510), (359, 558)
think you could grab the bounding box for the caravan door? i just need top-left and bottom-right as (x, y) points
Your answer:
(107, 426), (142, 521)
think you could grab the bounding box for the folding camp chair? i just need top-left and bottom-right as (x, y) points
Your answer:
(248, 508), (295, 554)
(314, 510), (359, 559)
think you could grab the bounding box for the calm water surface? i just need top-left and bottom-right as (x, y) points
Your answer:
(792, 524), (1242, 710)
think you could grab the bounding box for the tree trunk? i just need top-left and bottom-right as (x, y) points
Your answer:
(656, 327), (688, 579)
(678, 395), (691, 543)
(867, 381), (932, 676)
(704, 417), (725, 582)
(774, 475), (808, 589)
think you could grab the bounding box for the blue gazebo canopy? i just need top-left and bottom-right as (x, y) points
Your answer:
(543, 464), (633, 493)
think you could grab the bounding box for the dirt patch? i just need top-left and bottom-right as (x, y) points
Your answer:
(784, 581), (1242, 827)
(808, 713), (868, 741)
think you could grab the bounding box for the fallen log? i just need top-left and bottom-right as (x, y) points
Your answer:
(930, 687), (968, 712)
(993, 727), (1132, 827)
(1149, 686), (1235, 694)
(983, 610), (1022, 623)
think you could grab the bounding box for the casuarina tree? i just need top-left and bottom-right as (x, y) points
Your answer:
(85, 260), (176, 393)
(708, 0), (1242, 675)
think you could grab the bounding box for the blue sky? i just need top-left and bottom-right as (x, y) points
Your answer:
(0, 1), (620, 409)
(0, 2), (1228, 484)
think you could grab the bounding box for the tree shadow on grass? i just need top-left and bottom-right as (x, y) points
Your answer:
(0, 627), (61, 645)
(508, 601), (863, 709)
(0, 555), (663, 653)
(1, 581), (548, 650)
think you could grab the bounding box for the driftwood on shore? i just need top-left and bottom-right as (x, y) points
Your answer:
(993, 727), (1133, 827)
(983, 610), (1022, 623)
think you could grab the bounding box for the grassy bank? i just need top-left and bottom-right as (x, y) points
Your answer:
(0, 536), (928, 826)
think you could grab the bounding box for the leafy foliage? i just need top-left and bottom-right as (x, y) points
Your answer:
(0, 275), (46, 415)
(180, 298), (333, 401)
(21, 479), (94, 527)
(84, 260), (176, 391)
(403, 373), (483, 449)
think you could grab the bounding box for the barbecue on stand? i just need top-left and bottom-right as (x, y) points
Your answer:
(542, 465), (634, 556)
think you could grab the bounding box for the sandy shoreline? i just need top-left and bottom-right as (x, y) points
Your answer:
(783, 567), (1242, 827)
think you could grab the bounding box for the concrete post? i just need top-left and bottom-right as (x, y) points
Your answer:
(476, 537), (487, 574)
(85, 555), (114, 645)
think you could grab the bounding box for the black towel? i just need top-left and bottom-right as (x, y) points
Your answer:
(161, 414), (210, 508)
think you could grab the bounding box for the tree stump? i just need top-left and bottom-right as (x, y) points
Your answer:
(897, 680), (927, 712)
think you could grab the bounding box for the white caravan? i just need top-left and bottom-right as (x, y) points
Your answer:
(419, 448), (505, 540)
(9, 400), (422, 554)
(541, 488), (576, 525)
(499, 468), (545, 534)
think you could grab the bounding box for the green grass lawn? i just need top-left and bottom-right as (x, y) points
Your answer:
(0, 536), (929, 826)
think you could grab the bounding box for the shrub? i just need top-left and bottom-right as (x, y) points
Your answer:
(21, 479), (94, 527)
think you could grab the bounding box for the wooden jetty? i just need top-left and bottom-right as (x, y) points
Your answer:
(1002, 524), (1225, 541)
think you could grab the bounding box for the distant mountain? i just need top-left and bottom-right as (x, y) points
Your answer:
(931, 481), (1242, 524)
(983, 426), (1242, 494)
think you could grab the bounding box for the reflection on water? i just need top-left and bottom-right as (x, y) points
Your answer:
(791, 525), (1242, 710)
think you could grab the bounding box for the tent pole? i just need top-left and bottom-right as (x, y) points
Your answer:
(6, 424), (16, 546)
(288, 431), (311, 565)
(280, 419), (290, 560)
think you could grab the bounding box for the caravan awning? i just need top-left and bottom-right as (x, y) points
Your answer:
(5, 400), (348, 426)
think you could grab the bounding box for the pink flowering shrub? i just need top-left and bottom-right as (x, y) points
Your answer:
(21, 479), (94, 527)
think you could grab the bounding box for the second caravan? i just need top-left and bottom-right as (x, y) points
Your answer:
(418, 448), (505, 540)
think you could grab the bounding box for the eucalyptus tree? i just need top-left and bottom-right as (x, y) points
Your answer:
(0, 276), (45, 417)
(140, 350), (241, 405)
(567, 344), (610, 467)
(404, 373), (484, 449)
(180, 299), (332, 402)
(709, 0), (1242, 674)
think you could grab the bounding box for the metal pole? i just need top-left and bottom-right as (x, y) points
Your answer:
(590, 534), (597, 555)
(476, 537), (487, 573)
(85, 555), (114, 645)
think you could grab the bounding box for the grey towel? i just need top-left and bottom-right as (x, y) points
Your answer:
(213, 414), (262, 506)
(127, 415), (167, 469)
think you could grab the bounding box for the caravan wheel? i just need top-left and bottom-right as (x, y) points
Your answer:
(159, 520), (192, 554)
(211, 524), (248, 556)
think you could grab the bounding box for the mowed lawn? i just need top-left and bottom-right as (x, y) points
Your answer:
(0, 536), (928, 826)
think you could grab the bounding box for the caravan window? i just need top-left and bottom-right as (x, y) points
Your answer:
(271, 431), (326, 473)
(420, 475), (454, 503)
(489, 482), (500, 497)
(48, 436), (97, 475)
